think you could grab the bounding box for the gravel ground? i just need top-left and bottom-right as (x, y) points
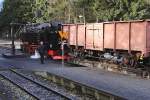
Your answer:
(0, 76), (36, 100)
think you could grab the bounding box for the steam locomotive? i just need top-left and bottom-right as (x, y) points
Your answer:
(20, 22), (69, 59)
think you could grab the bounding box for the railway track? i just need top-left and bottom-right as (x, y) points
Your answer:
(0, 69), (76, 100)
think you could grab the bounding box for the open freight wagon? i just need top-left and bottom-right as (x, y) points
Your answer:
(62, 20), (150, 66)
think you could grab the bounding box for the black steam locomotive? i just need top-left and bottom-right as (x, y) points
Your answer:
(20, 22), (61, 54)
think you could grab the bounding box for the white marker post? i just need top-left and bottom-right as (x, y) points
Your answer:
(61, 41), (67, 67)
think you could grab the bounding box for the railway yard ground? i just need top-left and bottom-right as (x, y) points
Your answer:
(0, 40), (150, 100)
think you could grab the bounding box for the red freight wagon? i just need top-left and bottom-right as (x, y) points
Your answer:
(62, 24), (76, 46)
(62, 20), (150, 58)
(104, 20), (150, 57)
(62, 24), (85, 47)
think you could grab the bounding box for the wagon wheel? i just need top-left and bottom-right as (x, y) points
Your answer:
(71, 48), (77, 57)
(142, 71), (150, 79)
(79, 49), (85, 60)
(129, 56), (137, 68)
(122, 56), (130, 67)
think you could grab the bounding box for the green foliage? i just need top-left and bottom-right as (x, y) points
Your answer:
(0, 0), (35, 24)
(33, 0), (49, 23)
(0, 0), (35, 35)
(48, 0), (70, 22)
(93, 0), (150, 21)
(73, 0), (96, 22)
(34, 0), (96, 23)
(0, 0), (150, 30)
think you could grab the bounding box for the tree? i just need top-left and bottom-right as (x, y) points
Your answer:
(33, 0), (50, 23)
(0, 0), (150, 30)
(34, 0), (96, 23)
(0, 0), (35, 36)
(93, 0), (150, 21)
(0, 0), (35, 24)
(73, 0), (96, 22)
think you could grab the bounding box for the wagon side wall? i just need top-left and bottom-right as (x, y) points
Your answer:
(62, 24), (77, 46)
(104, 21), (146, 53)
(86, 23), (94, 50)
(130, 22), (146, 52)
(93, 23), (104, 51)
(69, 25), (77, 46)
(86, 23), (103, 51)
(116, 22), (129, 50)
(77, 24), (85, 46)
(146, 21), (150, 56)
(104, 23), (115, 49)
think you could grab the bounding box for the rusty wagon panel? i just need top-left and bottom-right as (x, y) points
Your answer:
(130, 22), (146, 52)
(104, 23), (115, 49)
(103, 21), (148, 54)
(93, 23), (103, 50)
(86, 23), (94, 49)
(77, 24), (85, 46)
(146, 21), (150, 56)
(69, 24), (77, 45)
(62, 25), (69, 33)
(86, 23), (103, 50)
(116, 22), (130, 50)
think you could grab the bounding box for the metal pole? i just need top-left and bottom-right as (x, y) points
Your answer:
(61, 41), (68, 67)
(11, 23), (15, 55)
(61, 41), (64, 67)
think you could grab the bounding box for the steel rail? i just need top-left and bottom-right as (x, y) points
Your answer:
(0, 69), (74, 100)
(10, 69), (74, 100)
(0, 72), (40, 100)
